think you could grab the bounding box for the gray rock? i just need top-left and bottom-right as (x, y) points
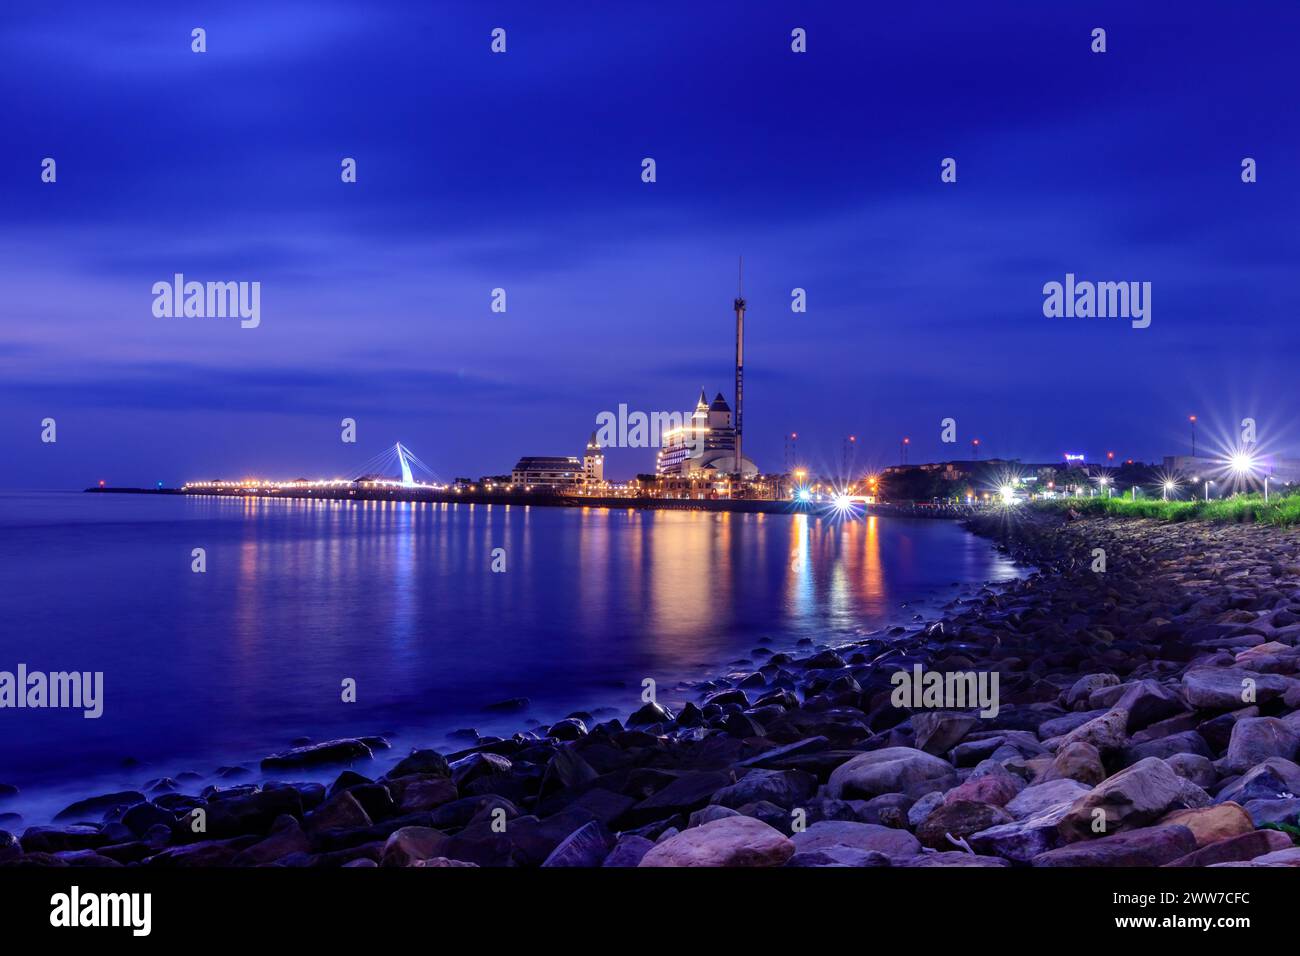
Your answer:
(602, 834), (655, 867)
(1005, 779), (1091, 820)
(791, 820), (921, 860)
(1222, 717), (1300, 774)
(826, 747), (957, 800)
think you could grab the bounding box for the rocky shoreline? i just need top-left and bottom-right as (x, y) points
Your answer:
(5, 509), (1300, 868)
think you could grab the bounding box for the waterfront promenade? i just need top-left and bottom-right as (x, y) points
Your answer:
(86, 485), (985, 519)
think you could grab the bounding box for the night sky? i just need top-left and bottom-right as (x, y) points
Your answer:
(3, 1), (1298, 487)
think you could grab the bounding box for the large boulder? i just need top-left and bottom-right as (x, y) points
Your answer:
(912, 712), (978, 755)
(1182, 668), (1294, 711)
(638, 816), (794, 867)
(1032, 824), (1198, 867)
(53, 791), (146, 823)
(1165, 829), (1293, 867)
(916, 800), (1014, 850)
(710, 769), (817, 811)
(1158, 803), (1254, 848)
(261, 738), (374, 771)
(541, 821), (614, 867)
(1222, 717), (1300, 774)
(1216, 758), (1300, 805)
(381, 826), (449, 866)
(969, 800), (1075, 863)
(386, 774), (458, 814)
(1055, 709), (1129, 755)
(826, 748), (957, 800)
(232, 816), (311, 865)
(1037, 741), (1106, 786)
(1005, 779), (1091, 820)
(942, 762), (1023, 808)
(389, 750), (451, 778)
(1109, 680), (1184, 732)
(304, 791), (372, 834)
(1057, 758), (1208, 841)
(790, 820), (921, 860)
(602, 834), (655, 867)
(1065, 674), (1119, 709)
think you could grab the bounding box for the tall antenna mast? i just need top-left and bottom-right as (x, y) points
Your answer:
(732, 257), (746, 490)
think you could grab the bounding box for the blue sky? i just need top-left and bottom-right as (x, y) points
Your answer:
(3, 0), (1298, 486)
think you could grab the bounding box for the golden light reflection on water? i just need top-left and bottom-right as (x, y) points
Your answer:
(214, 497), (1005, 678)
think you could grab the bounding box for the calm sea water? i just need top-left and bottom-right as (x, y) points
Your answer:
(0, 491), (1020, 822)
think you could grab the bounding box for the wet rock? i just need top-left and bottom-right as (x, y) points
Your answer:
(639, 815), (795, 867)
(1182, 667), (1294, 711)
(826, 747), (957, 800)
(1221, 846), (1300, 866)
(304, 791), (372, 834)
(791, 820), (921, 860)
(1038, 741), (1106, 786)
(1033, 824), (1198, 867)
(900, 851), (1009, 867)
(201, 785), (304, 839)
(1055, 709), (1129, 755)
(710, 769), (816, 810)
(53, 791), (145, 822)
(144, 835), (259, 867)
(786, 847), (891, 867)
(1242, 797), (1300, 827)
(1058, 758), (1206, 841)
(1222, 717), (1300, 773)
(907, 791), (944, 828)
(386, 774), (458, 813)
(381, 826), (450, 866)
(389, 749), (451, 778)
(969, 800), (1073, 863)
(232, 816), (311, 865)
(1005, 779), (1091, 819)
(1125, 731), (1213, 765)
(627, 702), (675, 727)
(917, 800), (1014, 850)
(627, 771), (731, 825)
(942, 763), (1023, 807)
(1165, 753), (1217, 789)
(20, 826), (110, 854)
(261, 738), (374, 772)
(1066, 674), (1119, 708)
(1158, 803), (1254, 848)
(603, 834), (655, 867)
(547, 718), (587, 741)
(541, 821), (614, 867)
(1165, 829), (1293, 867)
(912, 711), (978, 755)
(449, 752), (513, 789)
(1215, 758), (1300, 804)
(121, 802), (175, 837)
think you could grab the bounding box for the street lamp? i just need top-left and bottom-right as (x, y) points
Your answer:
(972, 438), (980, 459)
(1163, 480), (1175, 501)
(1189, 415), (1197, 458)
(1204, 479), (1213, 502)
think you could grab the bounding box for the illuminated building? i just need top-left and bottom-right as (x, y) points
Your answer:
(583, 431), (604, 485)
(656, 390), (757, 479)
(511, 456), (583, 488)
